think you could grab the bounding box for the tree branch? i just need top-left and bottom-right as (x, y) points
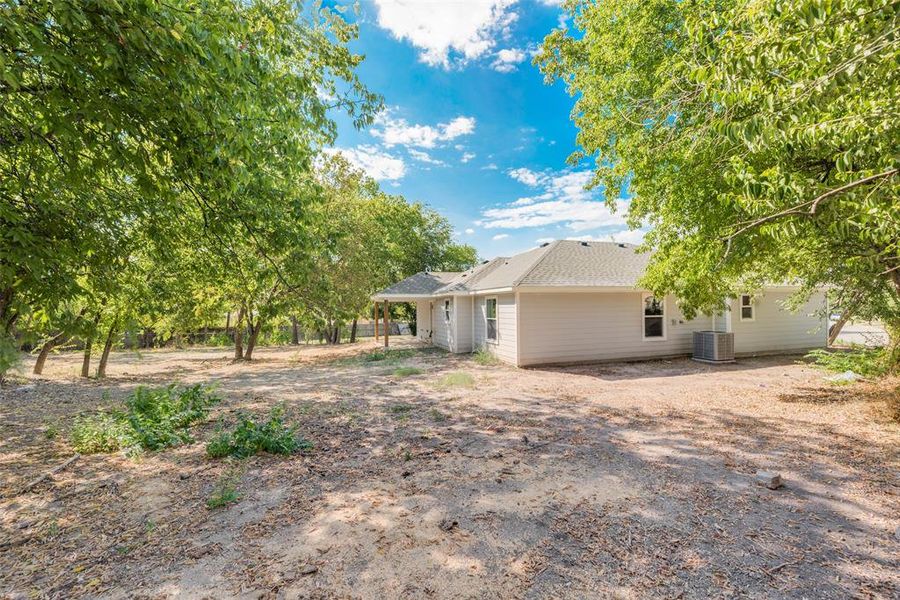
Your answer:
(809, 168), (898, 214)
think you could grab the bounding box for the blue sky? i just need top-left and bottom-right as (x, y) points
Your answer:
(326, 0), (642, 259)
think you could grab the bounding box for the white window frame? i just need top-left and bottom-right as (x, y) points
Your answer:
(740, 294), (755, 322)
(444, 299), (451, 323)
(485, 297), (498, 344)
(641, 293), (667, 341)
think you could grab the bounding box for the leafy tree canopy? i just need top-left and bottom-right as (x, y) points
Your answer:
(0, 0), (379, 334)
(538, 0), (899, 350)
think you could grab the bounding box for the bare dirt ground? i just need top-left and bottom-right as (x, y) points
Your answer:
(1, 339), (898, 599)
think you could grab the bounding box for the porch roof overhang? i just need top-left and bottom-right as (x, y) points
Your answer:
(370, 293), (433, 302)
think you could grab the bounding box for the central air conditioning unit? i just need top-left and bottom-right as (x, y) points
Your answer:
(692, 331), (735, 363)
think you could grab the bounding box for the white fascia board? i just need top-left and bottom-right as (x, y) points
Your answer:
(467, 287), (514, 296)
(516, 285), (645, 294)
(370, 293), (434, 301)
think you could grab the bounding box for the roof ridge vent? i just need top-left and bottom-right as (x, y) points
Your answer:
(617, 243), (627, 248)
(580, 241), (590, 247)
(539, 242), (550, 247)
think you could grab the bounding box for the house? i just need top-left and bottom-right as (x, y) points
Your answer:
(372, 240), (827, 367)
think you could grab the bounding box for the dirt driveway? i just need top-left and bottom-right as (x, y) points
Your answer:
(1, 340), (898, 599)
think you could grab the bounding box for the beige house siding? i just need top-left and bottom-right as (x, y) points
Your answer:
(453, 295), (474, 353)
(431, 297), (452, 351)
(473, 293), (518, 364)
(517, 292), (704, 366)
(730, 290), (826, 354)
(415, 301), (432, 343)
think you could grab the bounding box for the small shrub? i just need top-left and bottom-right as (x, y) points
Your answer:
(71, 412), (132, 454)
(436, 372), (476, 389)
(806, 346), (888, 378)
(472, 348), (499, 366)
(393, 366), (423, 377)
(206, 332), (232, 347)
(71, 384), (219, 454)
(44, 422), (61, 440)
(207, 467), (242, 509)
(123, 384), (221, 451)
(206, 408), (311, 459)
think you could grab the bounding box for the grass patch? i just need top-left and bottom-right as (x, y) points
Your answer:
(393, 366), (423, 377)
(334, 348), (420, 367)
(387, 403), (414, 421)
(806, 346), (888, 378)
(207, 466), (242, 509)
(206, 408), (311, 459)
(71, 384), (220, 455)
(428, 408), (448, 422)
(472, 348), (500, 366)
(436, 371), (476, 389)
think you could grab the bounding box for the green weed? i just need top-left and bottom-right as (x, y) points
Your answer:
(44, 422), (61, 440)
(805, 346), (888, 378)
(428, 408), (448, 422)
(393, 366), (423, 377)
(436, 372), (476, 389)
(206, 408), (311, 459)
(387, 403), (414, 421)
(71, 384), (220, 454)
(207, 466), (242, 509)
(472, 348), (500, 366)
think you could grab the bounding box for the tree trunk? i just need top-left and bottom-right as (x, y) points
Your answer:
(225, 311), (231, 336)
(96, 321), (118, 378)
(244, 318), (263, 361)
(827, 312), (851, 347)
(0, 286), (14, 335)
(333, 325), (340, 344)
(234, 306), (246, 360)
(349, 318), (358, 343)
(81, 313), (102, 378)
(81, 343), (92, 378)
(33, 332), (65, 375)
(291, 315), (300, 345)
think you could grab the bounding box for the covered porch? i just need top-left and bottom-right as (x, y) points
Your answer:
(369, 293), (431, 349)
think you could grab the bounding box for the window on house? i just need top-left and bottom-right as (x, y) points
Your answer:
(444, 299), (451, 322)
(740, 294), (754, 321)
(643, 295), (665, 339)
(485, 298), (498, 341)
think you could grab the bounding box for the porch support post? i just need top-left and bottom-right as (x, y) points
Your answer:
(383, 300), (390, 348)
(374, 302), (379, 342)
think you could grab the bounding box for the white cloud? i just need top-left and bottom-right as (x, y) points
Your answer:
(491, 47), (527, 72)
(465, 228), (475, 235)
(607, 229), (647, 245)
(326, 145), (406, 181)
(373, 0), (518, 68)
(481, 168), (628, 231)
(408, 148), (444, 165)
(461, 152), (476, 163)
(507, 167), (544, 186)
(482, 163), (499, 170)
(372, 114), (476, 149)
(492, 233), (510, 240)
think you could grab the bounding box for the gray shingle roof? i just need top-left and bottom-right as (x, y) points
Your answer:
(376, 271), (460, 296)
(518, 240), (649, 287)
(373, 240), (650, 298)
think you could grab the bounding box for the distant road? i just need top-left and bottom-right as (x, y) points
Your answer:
(832, 321), (889, 347)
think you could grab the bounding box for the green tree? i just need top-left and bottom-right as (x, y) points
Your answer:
(538, 0), (900, 364)
(0, 0), (379, 338)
